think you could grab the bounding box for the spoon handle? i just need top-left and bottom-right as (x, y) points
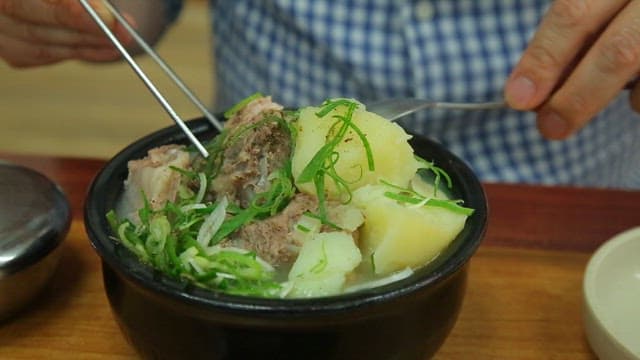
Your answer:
(432, 100), (507, 110)
(367, 98), (507, 122)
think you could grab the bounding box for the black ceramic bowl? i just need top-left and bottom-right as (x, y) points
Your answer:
(84, 118), (487, 360)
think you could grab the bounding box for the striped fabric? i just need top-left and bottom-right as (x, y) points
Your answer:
(167, 0), (640, 189)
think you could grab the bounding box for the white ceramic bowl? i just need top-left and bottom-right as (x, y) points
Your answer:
(584, 226), (640, 360)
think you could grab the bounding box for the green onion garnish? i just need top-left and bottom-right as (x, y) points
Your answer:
(223, 92), (264, 118)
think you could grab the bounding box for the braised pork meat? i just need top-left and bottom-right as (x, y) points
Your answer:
(118, 97), (360, 268)
(211, 97), (289, 208)
(118, 144), (191, 223)
(226, 193), (318, 265)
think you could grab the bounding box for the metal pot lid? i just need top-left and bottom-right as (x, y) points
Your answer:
(0, 162), (71, 275)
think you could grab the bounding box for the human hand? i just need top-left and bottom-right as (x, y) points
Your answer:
(504, 0), (640, 140)
(0, 0), (132, 67)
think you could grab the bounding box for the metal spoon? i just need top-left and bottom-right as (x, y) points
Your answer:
(366, 98), (507, 122)
(367, 74), (640, 122)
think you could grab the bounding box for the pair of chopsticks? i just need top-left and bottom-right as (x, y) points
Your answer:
(79, 0), (222, 158)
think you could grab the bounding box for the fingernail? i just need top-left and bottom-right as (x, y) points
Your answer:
(538, 112), (570, 139)
(506, 75), (536, 108)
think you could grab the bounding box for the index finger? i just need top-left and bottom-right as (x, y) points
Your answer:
(537, 1), (640, 139)
(504, 0), (628, 110)
(0, 0), (114, 34)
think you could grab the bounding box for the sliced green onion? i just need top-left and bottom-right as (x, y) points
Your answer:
(298, 99), (375, 227)
(194, 172), (208, 203)
(223, 92), (265, 118)
(309, 239), (328, 274)
(383, 191), (474, 216)
(197, 196), (229, 247)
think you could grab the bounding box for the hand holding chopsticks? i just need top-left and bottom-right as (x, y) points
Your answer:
(78, 0), (222, 158)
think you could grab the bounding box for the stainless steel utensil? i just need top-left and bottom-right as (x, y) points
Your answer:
(366, 98), (507, 122)
(79, 0), (223, 158)
(0, 163), (70, 321)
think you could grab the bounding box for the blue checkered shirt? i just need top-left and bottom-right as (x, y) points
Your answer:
(165, 0), (640, 189)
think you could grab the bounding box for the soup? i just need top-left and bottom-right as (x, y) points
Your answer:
(107, 95), (474, 298)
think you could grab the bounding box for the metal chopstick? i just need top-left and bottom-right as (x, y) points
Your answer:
(99, 0), (223, 132)
(78, 0), (215, 158)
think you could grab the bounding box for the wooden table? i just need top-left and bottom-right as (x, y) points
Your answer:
(1, 153), (639, 359)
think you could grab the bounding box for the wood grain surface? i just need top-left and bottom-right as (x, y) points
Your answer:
(2, 152), (639, 359)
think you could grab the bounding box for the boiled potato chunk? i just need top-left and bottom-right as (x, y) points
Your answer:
(352, 185), (468, 275)
(287, 232), (362, 298)
(327, 204), (365, 232)
(292, 102), (419, 198)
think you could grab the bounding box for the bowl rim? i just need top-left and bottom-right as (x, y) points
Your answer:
(84, 118), (488, 315)
(583, 226), (640, 359)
